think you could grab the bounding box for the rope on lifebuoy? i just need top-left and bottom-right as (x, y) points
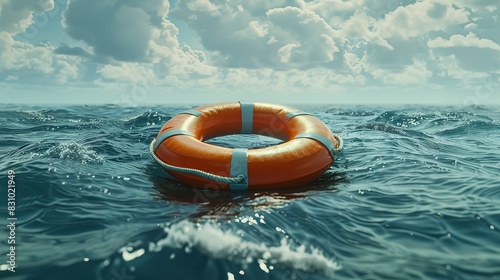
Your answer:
(334, 135), (344, 153)
(150, 133), (343, 185)
(149, 138), (245, 184)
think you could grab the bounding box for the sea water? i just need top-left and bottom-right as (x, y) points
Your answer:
(0, 104), (499, 280)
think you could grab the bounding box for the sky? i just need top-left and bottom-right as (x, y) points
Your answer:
(0, 0), (499, 105)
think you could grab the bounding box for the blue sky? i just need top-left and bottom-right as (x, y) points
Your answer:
(0, 0), (499, 105)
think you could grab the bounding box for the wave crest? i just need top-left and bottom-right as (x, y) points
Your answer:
(45, 141), (104, 164)
(152, 220), (340, 276)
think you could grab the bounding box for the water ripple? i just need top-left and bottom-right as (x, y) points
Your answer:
(1, 104), (499, 280)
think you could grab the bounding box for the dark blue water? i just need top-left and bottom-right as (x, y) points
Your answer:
(1, 104), (499, 280)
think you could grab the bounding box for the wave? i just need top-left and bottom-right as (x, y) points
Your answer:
(355, 122), (430, 138)
(123, 109), (170, 127)
(44, 141), (104, 164)
(435, 120), (500, 136)
(323, 109), (376, 117)
(152, 220), (340, 276)
(2, 104), (499, 280)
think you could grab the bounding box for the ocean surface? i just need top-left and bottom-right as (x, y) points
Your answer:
(0, 103), (499, 280)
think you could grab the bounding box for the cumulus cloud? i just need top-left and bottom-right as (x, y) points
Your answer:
(97, 62), (157, 84)
(238, 0), (306, 16)
(339, 10), (393, 50)
(0, 0), (84, 84)
(343, 52), (362, 74)
(196, 67), (361, 95)
(434, 54), (489, 80)
(369, 59), (432, 85)
(171, 0), (340, 68)
(0, 32), (51, 74)
(266, 7), (339, 63)
(352, 1), (469, 47)
(428, 32), (500, 51)
(59, 0), (211, 86)
(1, 0), (498, 101)
(62, 0), (168, 62)
(0, 0), (54, 34)
(306, 0), (361, 17)
(450, 0), (499, 12)
(0, 32), (81, 83)
(427, 31), (500, 74)
(464, 23), (478, 30)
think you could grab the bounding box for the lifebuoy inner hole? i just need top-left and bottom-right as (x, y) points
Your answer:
(204, 134), (283, 149)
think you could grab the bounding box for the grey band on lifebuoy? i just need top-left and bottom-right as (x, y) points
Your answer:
(229, 148), (248, 190)
(240, 103), (254, 134)
(154, 129), (194, 151)
(294, 133), (336, 159)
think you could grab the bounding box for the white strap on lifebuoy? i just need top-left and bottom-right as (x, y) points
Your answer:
(229, 148), (249, 190)
(294, 133), (343, 158)
(240, 102), (254, 134)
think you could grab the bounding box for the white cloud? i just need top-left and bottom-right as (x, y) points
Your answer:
(97, 63), (157, 84)
(186, 0), (217, 13)
(339, 10), (393, 50)
(238, 0), (305, 15)
(277, 43), (301, 63)
(0, 0), (54, 34)
(5, 75), (18, 81)
(171, 1), (340, 68)
(236, 21), (269, 38)
(0, 1), (84, 84)
(62, 0), (163, 62)
(0, 31), (82, 83)
(450, 0), (499, 12)
(0, 32), (51, 74)
(427, 31), (500, 74)
(434, 54), (489, 80)
(343, 51), (366, 75)
(53, 58), (80, 83)
(428, 32), (500, 51)
(338, 1), (470, 52)
(485, 6), (497, 13)
(266, 6), (339, 64)
(1, 0), (499, 104)
(305, 0), (361, 22)
(464, 22), (477, 30)
(58, 0), (214, 85)
(375, 1), (469, 40)
(199, 67), (364, 95)
(367, 59), (432, 85)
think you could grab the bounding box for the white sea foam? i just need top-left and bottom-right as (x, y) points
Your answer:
(152, 220), (340, 275)
(121, 247), (145, 262)
(46, 141), (103, 164)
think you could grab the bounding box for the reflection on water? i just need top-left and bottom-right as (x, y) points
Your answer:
(148, 162), (347, 220)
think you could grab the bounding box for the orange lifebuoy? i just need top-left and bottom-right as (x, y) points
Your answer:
(150, 102), (342, 190)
